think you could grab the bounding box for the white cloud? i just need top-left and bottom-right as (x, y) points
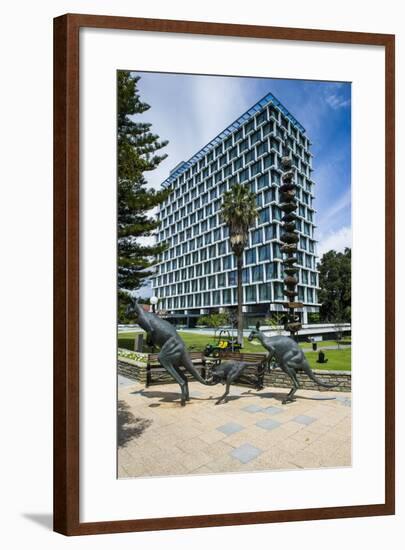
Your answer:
(316, 188), (351, 231)
(325, 93), (351, 110)
(188, 75), (249, 148)
(317, 225), (352, 257)
(134, 73), (250, 192)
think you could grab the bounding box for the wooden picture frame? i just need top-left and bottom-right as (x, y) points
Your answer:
(54, 13), (395, 536)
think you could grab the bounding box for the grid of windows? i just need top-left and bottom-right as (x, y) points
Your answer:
(152, 93), (319, 316)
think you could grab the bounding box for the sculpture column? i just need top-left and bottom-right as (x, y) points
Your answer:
(279, 155), (302, 338)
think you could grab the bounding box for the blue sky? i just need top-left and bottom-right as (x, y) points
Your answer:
(134, 71), (351, 258)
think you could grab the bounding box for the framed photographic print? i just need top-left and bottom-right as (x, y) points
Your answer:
(53, 14), (395, 535)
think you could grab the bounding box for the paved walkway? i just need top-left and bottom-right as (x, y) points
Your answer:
(118, 379), (351, 478)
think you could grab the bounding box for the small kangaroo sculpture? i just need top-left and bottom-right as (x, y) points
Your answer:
(126, 296), (213, 406)
(248, 323), (339, 404)
(210, 360), (266, 405)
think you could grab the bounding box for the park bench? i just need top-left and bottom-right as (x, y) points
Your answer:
(213, 351), (269, 389)
(145, 351), (211, 387)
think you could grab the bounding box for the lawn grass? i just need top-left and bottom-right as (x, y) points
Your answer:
(118, 330), (351, 371)
(305, 348), (351, 371)
(118, 330), (263, 353)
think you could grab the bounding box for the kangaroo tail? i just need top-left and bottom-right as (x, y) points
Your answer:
(182, 353), (213, 385)
(304, 366), (340, 388)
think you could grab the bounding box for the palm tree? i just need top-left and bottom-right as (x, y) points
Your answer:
(221, 183), (258, 345)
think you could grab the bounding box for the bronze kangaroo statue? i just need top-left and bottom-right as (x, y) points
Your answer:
(126, 296), (213, 406)
(248, 323), (339, 404)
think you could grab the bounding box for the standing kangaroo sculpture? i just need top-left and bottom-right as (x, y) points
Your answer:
(248, 323), (339, 404)
(126, 296), (213, 406)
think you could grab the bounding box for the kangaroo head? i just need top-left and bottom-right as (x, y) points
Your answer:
(248, 321), (262, 342)
(125, 294), (142, 320)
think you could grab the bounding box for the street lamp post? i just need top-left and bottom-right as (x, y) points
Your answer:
(150, 295), (158, 314)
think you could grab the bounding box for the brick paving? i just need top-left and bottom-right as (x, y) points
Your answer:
(118, 379), (351, 478)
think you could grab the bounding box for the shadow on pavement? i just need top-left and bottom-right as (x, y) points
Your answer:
(117, 400), (152, 448)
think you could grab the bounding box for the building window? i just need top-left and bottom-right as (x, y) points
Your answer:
(259, 207), (270, 224)
(223, 255), (232, 270)
(245, 149), (255, 164)
(263, 154), (275, 170)
(239, 138), (249, 153)
(250, 129), (261, 145)
(271, 205), (282, 221)
(251, 228), (263, 245)
(274, 282), (283, 300)
(259, 244), (271, 261)
(223, 289), (232, 304)
(242, 268), (250, 284)
(252, 265), (263, 282)
(298, 286), (305, 301)
(229, 145), (238, 160)
(300, 236), (307, 250)
(218, 241), (226, 256)
(234, 128), (243, 142)
(263, 121), (273, 136)
(259, 283), (272, 301)
(272, 242), (282, 259)
(266, 262), (278, 279)
(311, 272), (317, 286)
(233, 157), (243, 171)
(257, 141), (269, 157)
(228, 270), (237, 285)
(224, 164), (232, 178)
(264, 188), (275, 204)
(218, 273), (226, 287)
(219, 154), (227, 167)
(257, 173), (269, 190)
(239, 168), (249, 183)
(203, 292), (211, 306)
(245, 249), (256, 265)
(212, 290), (220, 305)
(256, 110), (268, 126)
(265, 224), (277, 240)
(213, 259), (221, 272)
(245, 120), (255, 134)
(245, 285), (256, 302)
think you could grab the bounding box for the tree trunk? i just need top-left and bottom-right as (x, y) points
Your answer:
(236, 255), (244, 346)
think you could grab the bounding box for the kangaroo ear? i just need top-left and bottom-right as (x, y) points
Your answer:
(256, 321), (260, 330)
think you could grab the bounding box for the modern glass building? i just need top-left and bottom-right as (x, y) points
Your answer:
(151, 91), (320, 327)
